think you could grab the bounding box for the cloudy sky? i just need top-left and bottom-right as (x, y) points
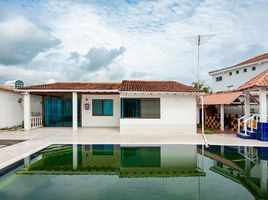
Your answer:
(0, 0), (268, 87)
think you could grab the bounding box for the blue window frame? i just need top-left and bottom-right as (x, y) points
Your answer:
(92, 99), (113, 116)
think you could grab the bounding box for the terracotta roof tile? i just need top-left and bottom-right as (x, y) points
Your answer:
(209, 53), (268, 74)
(20, 82), (121, 90)
(201, 91), (242, 105)
(234, 53), (268, 66)
(238, 69), (268, 91)
(19, 80), (200, 93)
(0, 85), (15, 92)
(120, 80), (200, 93)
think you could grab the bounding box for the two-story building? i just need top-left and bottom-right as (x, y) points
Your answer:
(209, 53), (268, 92)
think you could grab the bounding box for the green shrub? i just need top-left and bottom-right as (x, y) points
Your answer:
(197, 124), (202, 128)
(204, 129), (214, 135)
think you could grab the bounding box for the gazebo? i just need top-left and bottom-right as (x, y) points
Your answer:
(236, 69), (268, 140)
(201, 91), (257, 132)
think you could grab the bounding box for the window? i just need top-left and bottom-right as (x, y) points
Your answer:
(216, 76), (222, 82)
(121, 98), (160, 119)
(92, 99), (113, 116)
(252, 66), (256, 71)
(15, 80), (24, 88)
(93, 145), (113, 155)
(121, 147), (161, 167)
(244, 68), (247, 72)
(229, 72), (232, 76)
(236, 70), (239, 74)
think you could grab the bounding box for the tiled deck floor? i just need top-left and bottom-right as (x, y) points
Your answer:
(1, 127), (268, 170)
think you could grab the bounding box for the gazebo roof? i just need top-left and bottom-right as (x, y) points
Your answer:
(238, 69), (268, 91)
(199, 91), (243, 105)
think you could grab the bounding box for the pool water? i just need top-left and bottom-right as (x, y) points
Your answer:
(0, 144), (267, 200)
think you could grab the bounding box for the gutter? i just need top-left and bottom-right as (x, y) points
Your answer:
(15, 89), (119, 93)
(16, 89), (203, 95)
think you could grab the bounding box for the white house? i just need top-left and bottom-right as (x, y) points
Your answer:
(0, 85), (42, 129)
(209, 53), (268, 92)
(17, 80), (201, 134)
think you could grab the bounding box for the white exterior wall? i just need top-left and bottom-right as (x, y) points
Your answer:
(31, 95), (42, 115)
(81, 94), (120, 127)
(161, 144), (196, 169)
(210, 61), (268, 92)
(0, 91), (42, 129)
(0, 90), (23, 129)
(120, 93), (197, 134)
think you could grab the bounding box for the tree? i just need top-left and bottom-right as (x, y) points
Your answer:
(192, 81), (211, 93)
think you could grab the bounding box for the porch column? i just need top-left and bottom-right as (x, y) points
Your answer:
(244, 90), (250, 116)
(72, 92), (78, 132)
(259, 88), (267, 122)
(24, 156), (30, 168)
(23, 92), (31, 131)
(220, 104), (224, 131)
(73, 144), (78, 170)
(201, 96), (204, 134)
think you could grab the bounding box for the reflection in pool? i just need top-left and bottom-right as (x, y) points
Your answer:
(0, 144), (267, 200)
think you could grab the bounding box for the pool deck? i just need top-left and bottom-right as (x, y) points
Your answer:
(1, 127), (268, 170)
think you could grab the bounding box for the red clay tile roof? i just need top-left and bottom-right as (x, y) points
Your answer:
(234, 53), (268, 66)
(200, 91), (242, 105)
(0, 85), (15, 92)
(20, 82), (121, 90)
(120, 80), (200, 92)
(209, 53), (268, 74)
(19, 80), (200, 93)
(238, 69), (268, 91)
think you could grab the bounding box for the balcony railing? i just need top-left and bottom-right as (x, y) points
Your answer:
(31, 116), (43, 129)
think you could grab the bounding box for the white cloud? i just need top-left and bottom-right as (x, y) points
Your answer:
(1, 0), (268, 87)
(0, 15), (60, 65)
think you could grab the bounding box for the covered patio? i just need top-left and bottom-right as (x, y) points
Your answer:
(236, 69), (268, 140)
(200, 91), (258, 132)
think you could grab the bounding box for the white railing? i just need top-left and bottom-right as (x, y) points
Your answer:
(243, 114), (259, 135)
(238, 114), (268, 135)
(31, 116), (43, 129)
(237, 114), (250, 134)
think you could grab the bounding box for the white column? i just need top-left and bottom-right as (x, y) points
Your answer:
(72, 92), (78, 131)
(244, 90), (250, 116)
(220, 146), (224, 156)
(260, 160), (268, 193)
(220, 104), (224, 131)
(23, 93), (31, 131)
(24, 156), (30, 168)
(73, 144), (78, 170)
(259, 88), (267, 122)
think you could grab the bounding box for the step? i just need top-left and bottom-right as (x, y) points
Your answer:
(236, 132), (257, 139)
(239, 129), (257, 134)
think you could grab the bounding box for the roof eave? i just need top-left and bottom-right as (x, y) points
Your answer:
(209, 58), (268, 75)
(16, 89), (120, 93)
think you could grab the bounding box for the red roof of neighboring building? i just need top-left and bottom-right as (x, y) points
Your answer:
(119, 80), (200, 92)
(0, 85), (15, 92)
(238, 69), (268, 91)
(209, 53), (268, 74)
(19, 80), (200, 93)
(234, 53), (268, 66)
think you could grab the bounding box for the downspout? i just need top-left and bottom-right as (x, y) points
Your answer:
(201, 95), (208, 147)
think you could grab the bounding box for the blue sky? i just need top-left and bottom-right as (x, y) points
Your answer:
(0, 0), (268, 87)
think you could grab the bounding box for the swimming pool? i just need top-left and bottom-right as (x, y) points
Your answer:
(0, 144), (267, 200)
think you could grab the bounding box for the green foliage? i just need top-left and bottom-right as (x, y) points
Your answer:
(192, 81), (211, 93)
(197, 124), (202, 128)
(204, 129), (214, 135)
